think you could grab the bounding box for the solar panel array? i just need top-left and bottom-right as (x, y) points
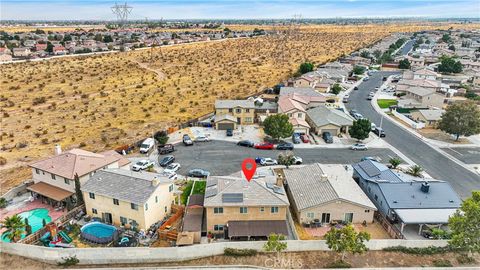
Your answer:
(207, 178), (218, 187)
(205, 187), (218, 198)
(272, 186), (285, 195)
(222, 193), (243, 203)
(359, 161), (381, 177)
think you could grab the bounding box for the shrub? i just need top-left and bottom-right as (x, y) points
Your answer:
(325, 260), (351, 268)
(57, 255), (79, 267)
(0, 197), (8, 208)
(433, 259), (452, 267)
(0, 156), (6, 166)
(224, 248), (258, 257)
(382, 246), (456, 255)
(457, 254), (476, 264)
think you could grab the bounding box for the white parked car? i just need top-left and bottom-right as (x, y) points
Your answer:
(132, 160), (154, 171)
(343, 94), (350, 99)
(164, 163), (181, 173)
(161, 171), (178, 180)
(293, 156), (303, 165)
(351, 143), (368, 151)
(260, 158), (278, 166)
(371, 123), (377, 131)
(139, 138), (155, 154)
(195, 135), (210, 142)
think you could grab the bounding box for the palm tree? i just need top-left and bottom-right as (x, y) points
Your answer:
(389, 157), (402, 169)
(407, 165), (424, 177)
(278, 151), (296, 169)
(3, 214), (25, 242)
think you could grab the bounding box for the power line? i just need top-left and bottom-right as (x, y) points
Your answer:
(111, 2), (133, 27)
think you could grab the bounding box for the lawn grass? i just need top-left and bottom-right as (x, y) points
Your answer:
(192, 181), (206, 195)
(377, 99), (398, 109)
(181, 181), (194, 205)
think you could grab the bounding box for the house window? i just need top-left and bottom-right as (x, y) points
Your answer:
(321, 213), (331, 223)
(344, 213), (354, 223)
(89, 192), (95, 199)
(246, 109), (250, 113)
(236, 108), (241, 114)
(374, 194), (378, 201)
(307, 212), (314, 218)
(120, 216), (128, 226)
(51, 174), (56, 180)
(155, 196), (158, 203)
(297, 113), (303, 118)
(214, 225), (224, 231)
(365, 209), (370, 213)
(228, 108), (233, 113)
(64, 179), (70, 185)
(145, 203), (148, 211)
(288, 113), (292, 117)
(271, 207), (279, 213)
(169, 184), (173, 192)
(245, 117), (252, 123)
(260, 207), (265, 212)
(35, 169), (40, 174)
(131, 203), (138, 210)
(92, 208), (97, 214)
(240, 207), (248, 214)
(214, 207), (223, 214)
(113, 199), (119, 205)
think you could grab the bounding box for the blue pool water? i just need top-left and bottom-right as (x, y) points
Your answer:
(81, 221), (116, 242)
(2, 208), (52, 242)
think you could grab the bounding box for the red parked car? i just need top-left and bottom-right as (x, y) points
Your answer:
(254, 142), (275, 150)
(300, 134), (310, 143)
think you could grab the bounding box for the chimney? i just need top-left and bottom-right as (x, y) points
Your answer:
(54, 144), (62, 155)
(151, 177), (160, 187)
(276, 173), (283, 186)
(421, 182), (430, 193)
(320, 174), (328, 181)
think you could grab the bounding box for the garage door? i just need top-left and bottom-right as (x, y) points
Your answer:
(217, 123), (235, 130)
(293, 127), (308, 135)
(321, 129), (338, 136)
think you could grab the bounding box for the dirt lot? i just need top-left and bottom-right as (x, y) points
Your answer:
(1, 23), (479, 194)
(1, 250), (478, 269)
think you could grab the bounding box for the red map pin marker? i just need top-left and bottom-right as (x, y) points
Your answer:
(241, 158), (257, 182)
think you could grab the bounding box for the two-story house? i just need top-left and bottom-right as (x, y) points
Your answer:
(277, 95), (310, 134)
(81, 169), (175, 230)
(27, 146), (130, 208)
(214, 100), (256, 130)
(204, 173), (290, 240)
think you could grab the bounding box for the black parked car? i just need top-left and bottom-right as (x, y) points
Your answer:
(158, 144), (175, 155)
(226, 129), (233, 137)
(373, 127), (386, 137)
(322, 132), (333, 144)
(187, 169), (210, 178)
(159, 155), (175, 167)
(237, 140), (254, 147)
(277, 142), (294, 150)
(292, 133), (301, 144)
(353, 86), (359, 90)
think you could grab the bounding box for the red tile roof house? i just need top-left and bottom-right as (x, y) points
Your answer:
(35, 43), (48, 51)
(27, 146), (130, 209)
(53, 45), (67, 55)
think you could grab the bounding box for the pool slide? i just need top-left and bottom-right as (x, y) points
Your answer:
(58, 231), (72, 243)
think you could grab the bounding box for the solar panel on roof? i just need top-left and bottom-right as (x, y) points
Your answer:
(266, 183), (274, 189)
(205, 187), (217, 198)
(222, 193), (243, 203)
(207, 178), (218, 187)
(272, 186), (285, 195)
(359, 161), (381, 177)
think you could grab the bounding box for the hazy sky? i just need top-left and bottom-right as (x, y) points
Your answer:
(2, 0), (479, 20)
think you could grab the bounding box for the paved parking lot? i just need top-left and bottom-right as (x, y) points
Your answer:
(441, 147), (480, 164)
(150, 140), (402, 176)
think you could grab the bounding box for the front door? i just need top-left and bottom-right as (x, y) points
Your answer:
(321, 213), (331, 223)
(237, 117), (241, 124)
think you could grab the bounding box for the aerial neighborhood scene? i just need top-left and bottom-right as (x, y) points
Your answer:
(1, 0), (480, 269)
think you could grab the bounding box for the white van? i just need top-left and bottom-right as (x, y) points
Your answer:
(139, 138), (155, 154)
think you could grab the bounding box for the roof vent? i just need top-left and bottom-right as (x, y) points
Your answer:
(421, 182), (430, 193)
(393, 200), (397, 203)
(320, 174), (328, 181)
(152, 177), (160, 186)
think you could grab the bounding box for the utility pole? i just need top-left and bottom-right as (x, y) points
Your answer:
(111, 2), (133, 28)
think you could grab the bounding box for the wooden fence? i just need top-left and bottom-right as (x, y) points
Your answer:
(374, 211), (404, 239)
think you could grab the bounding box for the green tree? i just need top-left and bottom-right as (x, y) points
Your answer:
(325, 225), (371, 261)
(438, 56), (463, 74)
(449, 191), (480, 256)
(398, 59), (411, 69)
(3, 214), (25, 242)
(298, 62), (314, 75)
(360, 50), (370, 58)
(373, 49), (382, 60)
(46, 42), (54, 53)
(24, 218), (32, 235)
(449, 45), (456, 51)
(0, 197), (7, 208)
(441, 33), (451, 43)
(154, 130), (169, 145)
(406, 165), (423, 177)
(389, 157), (402, 169)
(263, 233), (287, 253)
(349, 119), (371, 141)
(74, 173), (84, 206)
(278, 151), (296, 169)
(331, 83), (342, 95)
(438, 102), (480, 141)
(103, 35), (113, 43)
(353, 65), (366, 75)
(263, 114), (294, 141)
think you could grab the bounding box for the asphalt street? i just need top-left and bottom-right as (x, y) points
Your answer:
(346, 71), (480, 198)
(157, 141), (401, 176)
(441, 147), (480, 165)
(399, 39), (414, 55)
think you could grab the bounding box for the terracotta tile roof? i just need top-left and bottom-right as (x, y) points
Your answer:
(277, 96), (306, 113)
(30, 148), (122, 179)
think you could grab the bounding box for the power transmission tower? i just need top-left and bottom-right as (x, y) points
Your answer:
(111, 2), (133, 27)
(272, 14), (302, 66)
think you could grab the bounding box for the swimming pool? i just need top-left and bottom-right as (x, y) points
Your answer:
(1, 208), (52, 242)
(81, 222), (117, 244)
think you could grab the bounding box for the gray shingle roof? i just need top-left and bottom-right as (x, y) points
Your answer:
(284, 163), (376, 211)
(279, 87), (324, 97)
(81, 169), (173, 204)
(306, 106), (353, 128)
(378, 181), (461, 210)
(204, 175), (289, 207)
(215, 100), (255, 109)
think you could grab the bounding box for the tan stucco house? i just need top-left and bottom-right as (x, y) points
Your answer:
(306, 105), (353, 136)
(214, 100), (256, 130)
(410, 109), (445, 128)
(284, 163), (376, 225)
(81, 169), (175, 230)
(204, 172), (290, 240)
(399, 86), (445, 109)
